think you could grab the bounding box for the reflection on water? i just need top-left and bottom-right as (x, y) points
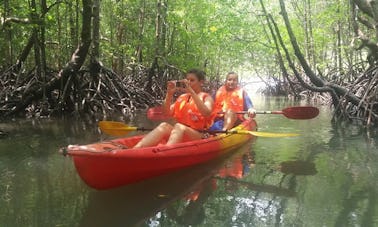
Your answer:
(79, 145), (253, 227)
(0, 98), (377, 226)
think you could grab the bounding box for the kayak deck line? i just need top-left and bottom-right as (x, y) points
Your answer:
(61, 141), (129, 155)
(63, 132), (238, 155)
(150, 133), (235, 153)
(63, 122), (251, 156)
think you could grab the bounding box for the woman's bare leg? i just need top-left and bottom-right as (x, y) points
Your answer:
(134, 122), (173, 148)
(166, 123), (203, 145)
(222, 110), (237, 130)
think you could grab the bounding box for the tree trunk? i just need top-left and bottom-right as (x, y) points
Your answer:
(145, 0), (165, 92)
(2, 0), (12, 66)
(351, 0), (378, 65)
(91, 0), (100, 71)
(135, 0), (146, 63)
(259, 0), (297, 96)
(278, 0), (377, 125)
(69, 0), (80, 53)
(6, 0), (93, 116)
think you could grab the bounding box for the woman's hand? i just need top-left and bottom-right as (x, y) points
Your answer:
(167, 81), (177, 95)
(180, 79), (195, 94)
(247, 108), (256, 118)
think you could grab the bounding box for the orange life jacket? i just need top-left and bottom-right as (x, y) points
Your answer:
(173, 92), (213, 130)
(214, 86), (244, 119)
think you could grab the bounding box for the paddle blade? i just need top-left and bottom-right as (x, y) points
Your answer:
(282, 106), (319, 119)
(235, 130), (299, 138)
(98, 121), (137, 136)
(147, 106), (171, 121)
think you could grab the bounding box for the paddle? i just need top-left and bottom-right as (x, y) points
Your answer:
(98, 121), (299, 138)
(147, 106), (319, 121)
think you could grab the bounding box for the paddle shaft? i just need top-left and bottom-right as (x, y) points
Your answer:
(232, 111), (282, 114)
(101, 124), (299, 137)
(150, 110), (282, 114)
(147, 106), (319, 120)
(108, 126), (238, 134)
(220, 107), (318, 119)
(256, 110), (282, 114)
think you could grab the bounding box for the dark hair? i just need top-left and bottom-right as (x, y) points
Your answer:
(226, 71), (238, 77)
(186, 68), (206, 81)
(226, 72), (239, 81)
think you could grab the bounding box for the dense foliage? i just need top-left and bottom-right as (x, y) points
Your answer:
(1, 0), (369, 80)
(0, 0), (377, 125)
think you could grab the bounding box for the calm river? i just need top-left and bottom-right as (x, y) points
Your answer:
(0, 96), (377, 227)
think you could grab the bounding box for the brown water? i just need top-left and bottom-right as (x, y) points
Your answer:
(0, 96), (377, 226)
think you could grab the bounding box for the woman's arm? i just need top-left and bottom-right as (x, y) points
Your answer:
(243, 90), (254, 109)
(190, 90), (214, 117)
(243, 90), (256, 117)
(163, 81), (176, 116)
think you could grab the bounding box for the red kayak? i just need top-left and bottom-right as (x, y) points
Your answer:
(62, 118), (257, 190)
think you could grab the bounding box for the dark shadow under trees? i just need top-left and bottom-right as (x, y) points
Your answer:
(0, 0), (167, 120)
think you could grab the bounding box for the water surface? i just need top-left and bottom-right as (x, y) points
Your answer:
(0, 96), (377, 226)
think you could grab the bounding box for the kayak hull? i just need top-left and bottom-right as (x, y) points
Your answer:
(64, 118), (257, 190)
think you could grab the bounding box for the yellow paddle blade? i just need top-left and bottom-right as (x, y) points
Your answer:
(235, 130), (299, 138)
(98, 121), (138, 136)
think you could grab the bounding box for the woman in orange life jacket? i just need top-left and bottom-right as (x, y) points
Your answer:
(134, 69), (214, 148)
(209, 72), (256, 131)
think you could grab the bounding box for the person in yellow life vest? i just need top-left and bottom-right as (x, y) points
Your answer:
(134, 69), (214, 148)
(209, 72), (256, 131)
